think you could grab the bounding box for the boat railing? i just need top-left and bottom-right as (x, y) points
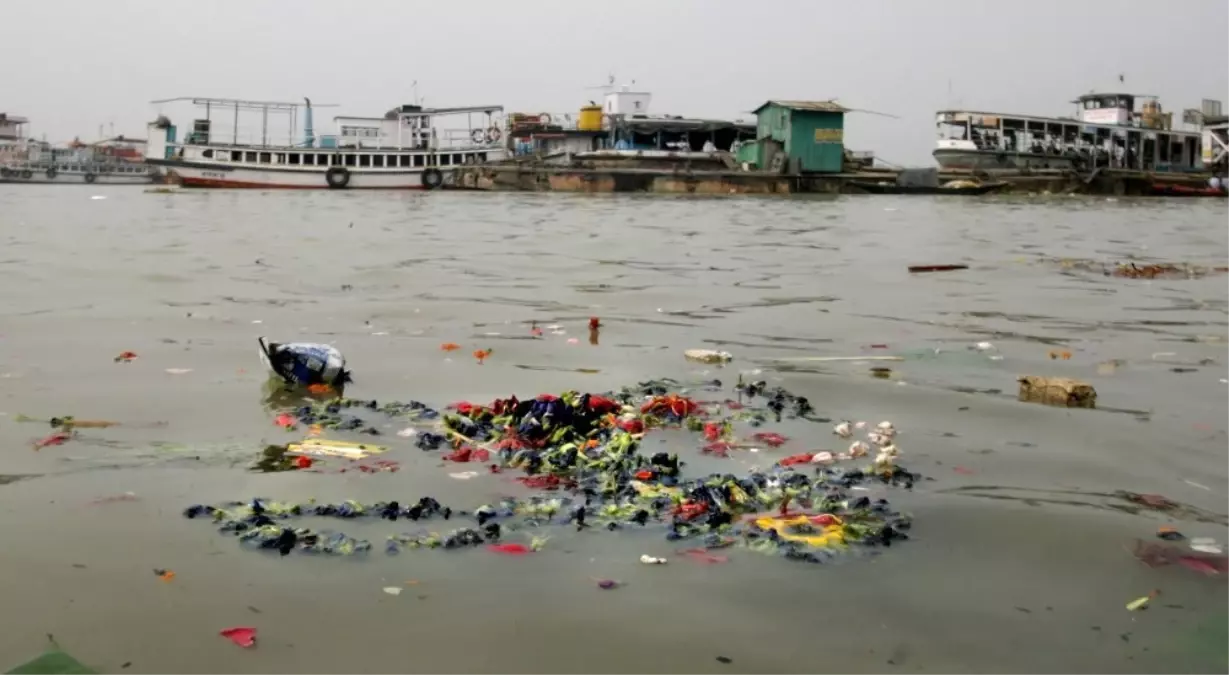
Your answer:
(174, 123), (503, 152)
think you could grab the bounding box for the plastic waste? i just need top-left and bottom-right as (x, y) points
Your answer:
(1190, 538), (1223, 555)
(258, 337), (350, 387)
(640, 554), (667, 564)
(286, 438), (385, 460)
(684, 349), (733, 364)
(5, 635), (95, 674)
(219, 627), (257, 648)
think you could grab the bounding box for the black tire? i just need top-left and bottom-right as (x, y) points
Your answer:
(46, 167), (58, 180)
(21, 170), (33, 179)
(326, 166), (350, 189)
(421, 168), (443, 190)
(84, 173), (96, 184)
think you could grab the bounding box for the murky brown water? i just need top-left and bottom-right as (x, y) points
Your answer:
(1, 186), (1226, 674)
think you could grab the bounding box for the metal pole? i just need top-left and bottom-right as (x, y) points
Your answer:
(233, 103), (239, 144)
(262, 106), (268, 146)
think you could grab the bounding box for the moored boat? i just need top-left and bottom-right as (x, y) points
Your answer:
(934, 92), (1208, 173)
(144, 97), (506, 189)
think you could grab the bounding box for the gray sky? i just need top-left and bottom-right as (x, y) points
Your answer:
(5, 0), (1227, 165)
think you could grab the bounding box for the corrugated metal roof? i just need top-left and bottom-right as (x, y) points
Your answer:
(753, 100), (847, 114)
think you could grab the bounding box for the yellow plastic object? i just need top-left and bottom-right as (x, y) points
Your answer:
(754, 514), (846, 548)
(286, 438), (386, 460)
(577, 105), (603, 131)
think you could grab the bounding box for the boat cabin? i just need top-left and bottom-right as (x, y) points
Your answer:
(147, 97), (505, 170)
(936, 94), (1205, 173)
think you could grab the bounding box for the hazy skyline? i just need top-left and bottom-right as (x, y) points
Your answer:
(5, 0), (1227, 165)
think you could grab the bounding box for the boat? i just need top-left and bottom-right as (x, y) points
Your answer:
(849, 179), (1008, 195)
(0, 159), (158, 184)
(1148, 182), (1227, 197)
(934, 92), (1207, 173)
(144, 97), (506, 189)
(0, 114), (159, 184)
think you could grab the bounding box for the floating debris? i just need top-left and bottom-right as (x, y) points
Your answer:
(183, 382), (916, 567)
(908, 264), (968, 274)
(684, 349), (733, 364)
(1017, 376), (1097, 409)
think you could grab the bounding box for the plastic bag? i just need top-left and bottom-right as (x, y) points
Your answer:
(258, 337), (351, 387)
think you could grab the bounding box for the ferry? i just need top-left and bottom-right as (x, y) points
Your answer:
(144, 97), (506, 189)
(0, 114), (158, 184)
(0, 160), (157, 185)
(934, 92), (1207, 173)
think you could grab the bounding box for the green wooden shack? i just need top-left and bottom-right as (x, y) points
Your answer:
(750, 100), (847, 173)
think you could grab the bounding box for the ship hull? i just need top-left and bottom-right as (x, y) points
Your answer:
(933, 148), (1076, 171)
(150, 160), (461, 189)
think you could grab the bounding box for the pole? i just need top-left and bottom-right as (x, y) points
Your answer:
(262, 106), (268, 146)
(233, 102), (239, 144)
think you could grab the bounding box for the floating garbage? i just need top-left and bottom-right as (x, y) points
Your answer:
(219, 627), (257, 648)
(285, 438), (386, 460)
(684, 349), (733, 364)
(258, 337), (351, 388)
(5, 635), (94, 674)
(184, 381), (916, 568)
(640, 554), (668, 565)
(1017, 375), (1097, 409)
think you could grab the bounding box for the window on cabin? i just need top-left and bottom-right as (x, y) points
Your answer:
(319, 154), (329, 166)
(344, 154), (356, 167)
(202, 149), (213, 158)
(244, 151), (256, 162)
(414, 154), (424, 167)
(259, 152), (271, 163)
(359, 154), (371, 167)
(372, 155), (383, 168)
(398, 155), (409, 167)
(441, 154), (451, 166)
(289, 153), (301, 165)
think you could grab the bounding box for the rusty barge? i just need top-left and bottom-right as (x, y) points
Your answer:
(451, 85), (1224, 197)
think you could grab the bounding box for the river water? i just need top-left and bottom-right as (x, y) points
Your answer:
(0, 186), (1226, 674)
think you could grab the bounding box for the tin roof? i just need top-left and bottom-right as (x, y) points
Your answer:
(753, 100), (847, 114)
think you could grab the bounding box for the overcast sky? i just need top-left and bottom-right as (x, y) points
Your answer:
(4, 0), (1227, 165)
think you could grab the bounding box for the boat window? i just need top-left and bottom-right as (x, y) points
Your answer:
(414, 154), (424, 167)
(372, 155), (384, 168)
(477, 152), (486, 163)
(245, 151), (257, 162)
(259, 152), (271, 163)
(344, 154), (356, 167)
(274, 153), (285, 164)
(202, 149), (213, 159)
(397, 154), (408, 167)
(288, 153), (300, 165)
(232, 150), (242, 161)
(301, 154), (313, 166)
(319, 154), (330, 166)
(359, 154), (371, 168)
(441, 154), (451, 166)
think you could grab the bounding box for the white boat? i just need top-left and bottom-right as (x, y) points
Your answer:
(144, 97), (506, 189)
(0, 113), (159, 184)
(0, 160), (158, 184)
(934, 92), (1208, 173)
